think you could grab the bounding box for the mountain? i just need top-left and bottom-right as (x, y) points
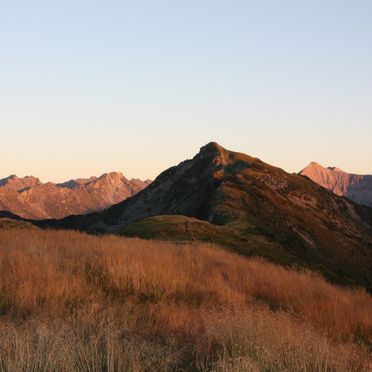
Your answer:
(0, 173), (151, 219)
(299, 162), (372, 207)
(41, 143), (372, 289)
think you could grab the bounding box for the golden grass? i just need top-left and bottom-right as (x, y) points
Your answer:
(0, 228), (371, 371)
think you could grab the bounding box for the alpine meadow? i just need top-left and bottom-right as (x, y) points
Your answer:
(1, 1), (372, 371)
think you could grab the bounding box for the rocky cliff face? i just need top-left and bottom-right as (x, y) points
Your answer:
(0, 173), (151, 219)
(299, 162), (372, 207)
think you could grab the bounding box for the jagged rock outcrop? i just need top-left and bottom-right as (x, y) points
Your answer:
(300, 162), (372, 207)
(0, 173), (151, 219)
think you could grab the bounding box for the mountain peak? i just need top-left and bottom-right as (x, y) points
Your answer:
(300, 162), (327, 175)
(303, 162), (344, 174)
(0, 175), (17, 187)
(199, 142), (226, 156)
(300, 162), (372, 206)
(99, 171), (124, 178)
(43, 143), (372, 290)
(0, 172), (150, 219)
(301, 162), (347, 175)
(306, 161), (323, 168)
(0, 175), (41, 189)
(97, 172), (127, 184)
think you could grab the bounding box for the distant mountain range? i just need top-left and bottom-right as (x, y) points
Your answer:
(299, 162), (372, 207)
(38, 143), (372, 290)
(0, 173), (151, 219)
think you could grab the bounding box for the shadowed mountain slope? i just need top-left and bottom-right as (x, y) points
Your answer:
(0, 211), (38, 230)
(300, 162), (372, 207)
(0, 173), (151, 219)
(39, 143), (372, 288)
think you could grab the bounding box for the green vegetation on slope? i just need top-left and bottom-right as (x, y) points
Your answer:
(121, 215), (299, 265)
(120, 212), (372, 289)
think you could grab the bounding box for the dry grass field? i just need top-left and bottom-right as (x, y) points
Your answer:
(0, 227), (371, 371)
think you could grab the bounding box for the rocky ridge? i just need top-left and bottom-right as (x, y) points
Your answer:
(300, 162), (372, 207)
(0, 172), (151, 219)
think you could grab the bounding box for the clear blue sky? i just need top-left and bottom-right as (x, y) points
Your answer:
(1, 0), (371, 182)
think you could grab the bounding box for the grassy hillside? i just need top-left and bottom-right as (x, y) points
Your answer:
(0, 217), (37, 230)
(41, 143), (372, 291)
(121, 215), (298, 264)
(0, 228), (371, 371)
(120, 206), (372, 288)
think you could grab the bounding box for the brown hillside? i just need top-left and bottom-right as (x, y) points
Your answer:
(0, 228), (370, 371)
(41, 143), (372, 290)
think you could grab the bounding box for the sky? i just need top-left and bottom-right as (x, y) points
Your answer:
(1, 0), (371, 182)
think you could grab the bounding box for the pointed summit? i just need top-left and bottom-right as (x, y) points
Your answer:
(299, 162), (372, 205)
(300, 162), (323, 173)
(0, 175), (41, 190)
(199, 142), (226, 155)
(0, 175), (16, 187)
(309, 161), (321, 167)
(196, 142), (256, 170)
(97, 172), (126, 184)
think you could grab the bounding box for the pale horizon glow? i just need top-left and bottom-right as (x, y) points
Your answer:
(1, 1), (371, 182)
